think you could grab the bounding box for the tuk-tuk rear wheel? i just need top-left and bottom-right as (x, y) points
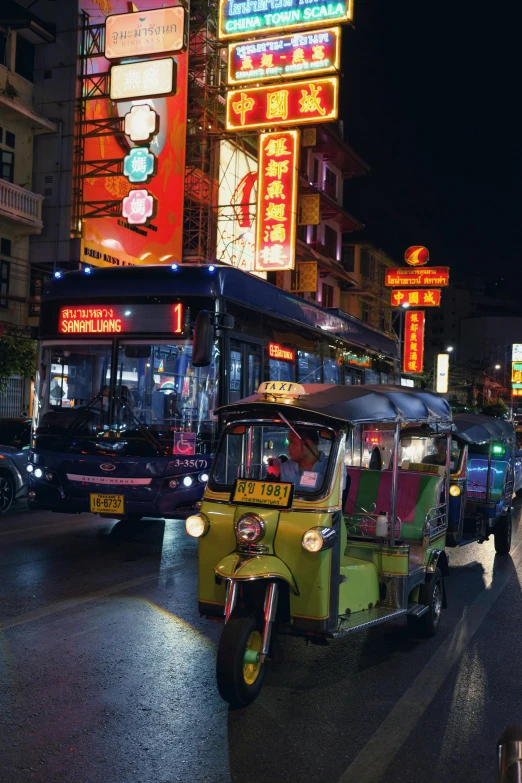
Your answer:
(494, 513), (512, 555)
(216, 612), (266, 708)
(407, 567), (443, 639)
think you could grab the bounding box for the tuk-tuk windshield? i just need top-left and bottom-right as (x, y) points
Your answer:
(399, 436), (462, 473)
(212, 423), (335, 495)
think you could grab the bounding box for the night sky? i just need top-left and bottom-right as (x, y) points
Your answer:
(341, 1), (522, 284)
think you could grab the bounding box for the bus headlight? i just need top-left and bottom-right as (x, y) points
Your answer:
(302, 527), (338, 553)
(26, 464), (34, 473)
(236, 513), (265, 544)
(186, 513), (209, 538)
(449, 484), (461, 497)
(34, 468), (43, 479)
(198, 472), (209, 484)
(182, 476), (194, 488)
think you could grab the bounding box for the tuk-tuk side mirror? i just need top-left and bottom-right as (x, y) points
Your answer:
(192, 310), (213, 367)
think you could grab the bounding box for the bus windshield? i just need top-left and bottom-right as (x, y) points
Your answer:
(211, 423), (335, 496)
(34, 341), (219, 456)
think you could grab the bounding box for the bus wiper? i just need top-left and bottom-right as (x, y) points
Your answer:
(56, 392), (105, 449)
(112, 396), (166, 456)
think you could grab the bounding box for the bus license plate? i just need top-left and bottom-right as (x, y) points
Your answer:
(231, 479), (293, 508)
(90, 493), (125, 514)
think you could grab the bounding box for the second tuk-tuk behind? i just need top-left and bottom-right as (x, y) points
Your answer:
(446, 413), (520, 553)
(186, 382), (454, 707)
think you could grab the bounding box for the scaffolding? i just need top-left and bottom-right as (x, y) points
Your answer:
(183, 0), (223, 263)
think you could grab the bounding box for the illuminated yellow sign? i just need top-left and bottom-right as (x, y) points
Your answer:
(110, 58), (175, 100)
(226, 77), (338, 131)
(436, 353), (449, 394)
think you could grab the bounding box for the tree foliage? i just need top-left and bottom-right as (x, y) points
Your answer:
(0, 335), (37, 393)
(480, 398), (509, 418)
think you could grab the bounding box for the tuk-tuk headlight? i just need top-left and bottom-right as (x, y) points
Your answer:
(449, 484), (461, 497)
(302, 526), (338, 553)
(185, 513), (209, 538)
(236, 514), (265, 544)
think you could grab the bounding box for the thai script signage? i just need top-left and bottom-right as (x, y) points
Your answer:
(228, 27), (340, 84)
(255, 130), (299, 272)
(58, 304), (184, 334)
(403, 310), (425, 374)
(218, 0), (353, 39)
(385, 267), (450, 288)
(404, 245), (429, 266)
(110, 58), (175, 100)
(105, 6), (185, 59)
(391, 289), (441, 307)
(226, 77), (338, 130)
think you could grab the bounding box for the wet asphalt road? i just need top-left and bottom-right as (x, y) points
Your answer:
(2, 502), (522, 783)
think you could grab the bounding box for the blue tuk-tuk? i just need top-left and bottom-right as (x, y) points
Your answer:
(447, 414), (519, 553)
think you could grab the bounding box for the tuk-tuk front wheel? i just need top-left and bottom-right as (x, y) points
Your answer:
(216, 612), (266, 708)
(408, 567), (443, 639)
(494, 513), (512, 555)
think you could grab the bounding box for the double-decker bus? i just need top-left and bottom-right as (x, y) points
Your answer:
(28, 265), (397, 522)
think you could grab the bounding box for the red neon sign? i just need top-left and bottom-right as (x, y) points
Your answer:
(226, 77), (338, 131)
(255, 131), (299, 272)
(404, 246), (429, 266)
(228, 28), (341, 85)
(391, 289), (441, 307)
(58, 303), (184, 334)
(385, 267), (450, 287)
(269, 343), (295, 361)
(403, 310), (425, 374)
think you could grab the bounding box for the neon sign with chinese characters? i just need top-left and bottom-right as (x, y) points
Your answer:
(403, 310), (425, 374)
(58, 304), (184, 335)
(226, 77), (338, 131)
(255, 131), (299, 273)
(228, 27), (340, 84)
(218, 0), (353, 39)
(122, 189), (156, 225)
(105, 6), (185, 59)
(385, 267), (450, 288)
(269, 343), (295, 361)
(391, 289), (441, 307)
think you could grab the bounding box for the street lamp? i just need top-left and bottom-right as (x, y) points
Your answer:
(495, 364), (501, 370)
(446, 346), (454, 352)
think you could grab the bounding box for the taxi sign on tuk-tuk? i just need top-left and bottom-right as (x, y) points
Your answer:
(257, 381), (306, 398)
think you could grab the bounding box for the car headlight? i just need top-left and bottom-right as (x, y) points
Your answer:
(449, 484), (461, 497)
(34, 467), (43, 479)
(302, 526), (338, 553)
(198, 472), (209, 483)
(236, 513), (265, 544)
(185, 513), (209, 538)
(182, 475), (193, 487)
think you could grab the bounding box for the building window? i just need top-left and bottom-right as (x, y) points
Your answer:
(296, 224), (307, 242)
(300, 148), (308, 178)
(1, 150), (14, 183)
(313, 157), (320, 186)
(321, 282), (334, 308)
(342, 245), (355, 272)
(324, 225), (338, 259)
(15, 35), (35, 82)
(0, 260), (9, 308)
(361, 300), (370, 322)
(324, 167), (337, 199)
(360, 248), (371, 278)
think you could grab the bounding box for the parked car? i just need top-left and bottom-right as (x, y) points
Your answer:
(0, 418), (32, 513)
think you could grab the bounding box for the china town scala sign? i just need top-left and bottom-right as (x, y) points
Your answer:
(218, 0), (353, 38)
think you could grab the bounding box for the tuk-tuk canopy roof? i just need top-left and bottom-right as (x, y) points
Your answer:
(453, 413), (515, 444)
(217, 384), (453, 426)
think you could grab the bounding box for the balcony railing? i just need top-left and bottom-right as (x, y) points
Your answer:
(0, 179), (43, 233)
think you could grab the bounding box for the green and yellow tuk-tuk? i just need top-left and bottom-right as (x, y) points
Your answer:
(186, 382), (454, 707)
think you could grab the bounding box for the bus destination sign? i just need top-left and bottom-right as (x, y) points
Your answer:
(218, 0), (353, 39)
(58, 304), (184, 334)
(228, 27), (340, 85)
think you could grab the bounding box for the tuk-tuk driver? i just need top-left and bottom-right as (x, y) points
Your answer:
(422, 438), (447, 466)
(278, 428), (347, 492)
